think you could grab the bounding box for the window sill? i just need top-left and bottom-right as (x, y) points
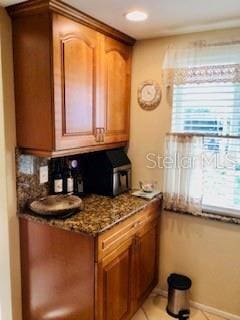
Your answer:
(164, 208), (240, 226)
(203, 205), (240, 219)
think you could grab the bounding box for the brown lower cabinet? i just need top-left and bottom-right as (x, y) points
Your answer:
(19, 199), (161, 320)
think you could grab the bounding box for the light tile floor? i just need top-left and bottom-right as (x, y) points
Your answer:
(131, 295), (226, 320)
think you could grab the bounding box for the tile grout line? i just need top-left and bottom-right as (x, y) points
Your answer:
(135, 296), (227, 320)
(202, 311), (211, 320)
(141, 306), (150, 320)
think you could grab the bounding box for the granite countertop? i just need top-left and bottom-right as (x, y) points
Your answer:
(19, 192), (161, 236)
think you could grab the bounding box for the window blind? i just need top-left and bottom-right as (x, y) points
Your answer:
(172, 82), (240, 216)
(203, 136), (240, 215)
(172, 83), (240, 136)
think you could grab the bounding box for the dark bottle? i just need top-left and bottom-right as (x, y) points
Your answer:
(75, 172), (84, 195)
(68, 159), (83, 195)
(52, 160), (63, 194)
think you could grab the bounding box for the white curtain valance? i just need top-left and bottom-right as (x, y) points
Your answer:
(162, 41), (240, 85)
(165, 64), (240, 85)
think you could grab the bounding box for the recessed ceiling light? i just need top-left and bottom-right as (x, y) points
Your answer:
(125, 10), (148, 22)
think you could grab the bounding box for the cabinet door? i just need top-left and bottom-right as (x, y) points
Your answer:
(135, 218), (160, 307)
(101, 37), (131, 144)
(53, 14), (101, 151)
(97, 239), (134, 320)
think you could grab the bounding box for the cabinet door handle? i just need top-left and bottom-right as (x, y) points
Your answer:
(134, 236), (141, 251)
(95, 128), (100, 142)
(100, 128), (105, 142)
(133, 236), (141, 252)
(95, 128), (105, 142)
(132, 237), (138, 253)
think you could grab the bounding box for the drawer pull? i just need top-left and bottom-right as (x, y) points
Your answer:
(132, 221), (141, 229)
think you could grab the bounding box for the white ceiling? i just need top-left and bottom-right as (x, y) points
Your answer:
(2, 0), (240, 39)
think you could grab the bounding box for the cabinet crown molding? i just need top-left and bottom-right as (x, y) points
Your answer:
(7, 0), (136, 46)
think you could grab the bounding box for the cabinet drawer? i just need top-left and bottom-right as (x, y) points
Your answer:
(96, 198), (161, 261)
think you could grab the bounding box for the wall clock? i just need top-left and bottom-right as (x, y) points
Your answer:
(138, 80), (161, 110)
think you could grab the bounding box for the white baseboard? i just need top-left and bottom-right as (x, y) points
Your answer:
(152, 288), (240, 320)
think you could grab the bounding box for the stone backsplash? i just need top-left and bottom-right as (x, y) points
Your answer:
(16, 149), (49, 211)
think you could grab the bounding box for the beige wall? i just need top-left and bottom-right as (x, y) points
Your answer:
(128, 28), (240, 316)
(0, 7), (22, 320)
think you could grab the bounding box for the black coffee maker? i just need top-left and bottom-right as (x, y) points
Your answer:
(83, 148), (131, 196)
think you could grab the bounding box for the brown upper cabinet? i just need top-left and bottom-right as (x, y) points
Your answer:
(8, 0), (135, 157)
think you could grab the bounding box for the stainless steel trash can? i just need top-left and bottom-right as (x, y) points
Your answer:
(167, 273), (192, 319)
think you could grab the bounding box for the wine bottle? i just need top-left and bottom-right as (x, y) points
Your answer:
(75, 172), (84, 195)
(66, 162), (74, 194)
(53, 160), (63, 194)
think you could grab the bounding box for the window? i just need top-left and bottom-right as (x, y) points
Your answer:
(172, 82), (240, 216)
